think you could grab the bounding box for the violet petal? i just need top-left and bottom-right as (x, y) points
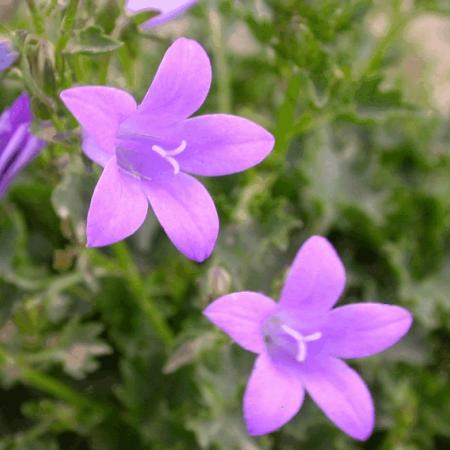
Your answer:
(126, 0), (198, 29)
(203, 292), (277, 353)
(60, 86), (137, 157)
(122, 38), (211, 131)
(244, 351), (304, 436)
(86, 158), (148, 247)
(159, 114), (275, 176)
(143, 173), (218, 262)
(321, 303), (413, 359)
(279, 236), (346, 316)
(300, 357), (374, 440)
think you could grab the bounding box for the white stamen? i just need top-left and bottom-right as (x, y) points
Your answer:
(167, 157), (180, 174)
(303, 332), (322, 342)
(165, 140), (187, 156)
(281, 324), (322, 362)
(151, 140), (187, 174)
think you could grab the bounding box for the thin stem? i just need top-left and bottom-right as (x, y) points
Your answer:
(55, 0), (80, 87)
(208, 5), (232, 112)
(361, 6), (413, 78)
(112, 242), (174, 347)
(0, 346), (109, 414)
(273, 67), (302, 157)
(25, 0), (45, 36)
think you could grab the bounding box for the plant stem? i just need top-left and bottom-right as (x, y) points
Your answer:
(208, 5), (232, 112)
(273, 67), (302, 157)
(25, 0), (45, 36)
(55, 0), (80, 87)
(0, 346), (108, 414)
(112, 242), (174, 347)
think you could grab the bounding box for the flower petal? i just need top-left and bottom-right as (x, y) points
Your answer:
(143, 173), (218, 262)
(60, 86), (137, 157)
(300, 357), (374, 440)
(122, 38), (211, 131)
(0, 125), (45, 197)
(279, 236), (346, 315)
(165, 114), (275, 176)
(82, 133), (112, 167)
(321, 303), (413, 359)
(86, 158), (148, 247)
(0, 93), (32, 146)
(244, 351), (304, 436)
(203, 292), (277, 353)
(0, 40), (18, 72)
(127, 0), (198, 29)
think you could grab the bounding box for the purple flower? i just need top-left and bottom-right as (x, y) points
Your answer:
(126, 0), (198, 29)
(204, 236), (413, 440)
(0, 93), (46, 198)
(0, 40), (18, 72)
(60, 38), (274, 262)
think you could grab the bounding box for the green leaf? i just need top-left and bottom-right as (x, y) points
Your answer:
(66, 25), (123, 55)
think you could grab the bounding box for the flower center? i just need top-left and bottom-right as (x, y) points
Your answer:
(263, 316), (322, 363)
(151, 140), (187, 175)
(116, 136), (187, 181)
(279, 324), (322, 362)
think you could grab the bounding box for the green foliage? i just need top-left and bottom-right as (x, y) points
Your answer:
(0, 0), (449, 449)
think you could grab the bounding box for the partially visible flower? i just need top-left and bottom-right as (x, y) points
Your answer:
(60, 38), (274, 262)
(204, 236), (413, 440)
(0, 40), (18, 72)
(0, 93), (46, 197)
(127, 0), (198, 29)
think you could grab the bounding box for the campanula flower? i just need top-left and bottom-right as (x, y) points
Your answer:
(126, 0), (198, 29)
(60, 38), (274, 261)
(0, 93), (46, 197)
(0, 40), (18, 72)
(204, 236), (413, 439)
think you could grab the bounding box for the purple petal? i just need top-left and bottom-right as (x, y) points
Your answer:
(161, 114), (275, 176)
(0, 125), (45, 197)
(86, 158), (148, 247)
(0, 41), (18, 72)
(127, 0), (198, 29)
(60, 87), (136, 158)
(244, 351), (304, 436)
(279, 236), (346, 316)
(0, 94), (32, 147)
(300, 357), (374, 440)
(82, 133), (111, 167)
(203, 292), (277, 353)
(121, 38), (211, 131)
(143, 173), (218, 262)
(0, 94), (45, 197)
(321, 303), (413, 359)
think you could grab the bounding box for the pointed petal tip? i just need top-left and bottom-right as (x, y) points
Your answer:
(188, 249), (212, 263)
(344, 414), (374, 441)
(245, 416), (285, 436)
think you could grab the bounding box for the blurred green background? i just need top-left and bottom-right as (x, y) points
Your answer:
(0, 0), (449, 449)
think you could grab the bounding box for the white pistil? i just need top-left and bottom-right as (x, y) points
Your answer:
(281, 324), (322, 362)
(151, 140), (187, 175)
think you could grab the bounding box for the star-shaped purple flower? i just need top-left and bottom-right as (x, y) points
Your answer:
(204, 236), (413, 440)
(0, 40), (18, 72)
(60, 38), (274, 262)
(126, 0), (198, 29)
(0, 93), (46, 198)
